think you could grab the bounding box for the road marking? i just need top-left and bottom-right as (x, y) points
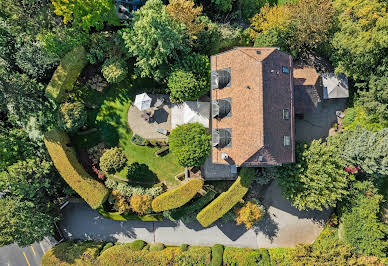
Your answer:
(31, 246), (36, 256)
(23, 252), (31, 266)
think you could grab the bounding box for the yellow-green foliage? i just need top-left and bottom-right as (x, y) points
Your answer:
(41, 241), (103, 266)
(45, 46), (87, 102)
(151, 178), (204, 212)
(44, 129), (109, 209)
(197, 168), (255, 227)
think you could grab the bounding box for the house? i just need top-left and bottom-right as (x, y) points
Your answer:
(210, 47), (295, 167)
(115, 0), (144, 20)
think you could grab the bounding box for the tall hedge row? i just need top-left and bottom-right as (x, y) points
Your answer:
(45, 46), (88, 103)
(223, 247), (270, 266)
(196, 168), (255, 227)
(151, 178), (204, 212)
(44, 129), (109, 209)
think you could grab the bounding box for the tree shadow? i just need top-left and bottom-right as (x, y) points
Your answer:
(254, 209), (279, 242)
(51, 240), (102, 264)
(126, 162), (159, 185)
(98, 123), (119, 147)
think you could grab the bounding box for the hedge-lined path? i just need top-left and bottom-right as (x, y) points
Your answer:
(60, 181), (331, 248)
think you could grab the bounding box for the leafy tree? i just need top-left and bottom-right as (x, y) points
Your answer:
(169, 123), (211, 167)
(87, 31), (126, 64)
(341, 127), (388, 176)
(51, 0), (119, 31)
(342, 106), (385, 132)
(166, 0), (204, 38)
(168, 70), (202, 102)
(99, 147), (128, 174)
(130, 194), (152, 215)
(254, 28), (289, 53)
(58, 102), (87, 133)
(111, 190), (131, 214)
(340, 181), (388, 257)
(211, 0), (234, 13)
(331, 0), (388, 85)
(120, 0), (190, 81)
(358, 75), (388, 126)
(235, 201), (264, 229)
(275, 140), (351, 210)
(101, 58), (127, 84)
(193, 16), (221, 55)
(15, 41), (59, 80)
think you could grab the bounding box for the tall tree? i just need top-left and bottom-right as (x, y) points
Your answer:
(51, 0), (119, 31)
(120, 0), (190, 81)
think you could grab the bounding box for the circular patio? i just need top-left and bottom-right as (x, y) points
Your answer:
(127, 94), (171, 140)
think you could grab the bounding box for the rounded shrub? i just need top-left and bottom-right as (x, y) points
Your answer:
(235, 201), (265, 229)
(130, 194), (152, 215)
(168, 70), (202, 102)
(99, 147), (128, 174)
(180, 244), (189, 252)
(211, 244), (224, 266)
(101, 57), (127, 84)
(129, 240), (146, 251)
(150, 243), (165, 252)
(169, 123), (211, 167)
(58, 102), (87, 133)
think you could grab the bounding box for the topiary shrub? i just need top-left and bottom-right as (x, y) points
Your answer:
(211, 244), (224, 266)
(130, 194), (152, 215)
(169, 123), (211, 167)
(58, 102), (87, 133)
(168, 70), (202, 102)
(150, 243), (165, 251)
(99, 147), (128, 174)
(223, 247), (270, 266)
(176, 246), (212, 265)
(152, 178), (204, 212)
(130, 240), (146, 251)
(101, 57), (127, 84)
(180, 244), (189, 252)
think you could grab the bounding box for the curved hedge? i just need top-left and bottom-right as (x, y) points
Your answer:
(45, 46), (88, 103)
(152, 178), (204, 212)
(196, 168), (255, 227)
(97, 207), (163, 221)
(44, 129), (109, 209)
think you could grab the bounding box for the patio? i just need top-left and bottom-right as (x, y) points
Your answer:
(127, 94), (171, 140)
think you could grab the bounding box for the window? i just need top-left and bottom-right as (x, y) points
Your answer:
(283, 136), (291, 147)
(283, 109), (290, 120)
(282, 66), (289, 74)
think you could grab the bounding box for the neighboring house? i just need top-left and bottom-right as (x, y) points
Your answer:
(322, 73), (349, 99)
(210, 47), (295, 167)
(115, 0), (144, 20)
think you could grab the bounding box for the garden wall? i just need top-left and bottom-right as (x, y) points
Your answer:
(44, 129), (109, 209)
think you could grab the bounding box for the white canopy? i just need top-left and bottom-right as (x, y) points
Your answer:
(171, 101), (210, 129)
(134, 93), (152, 111)
(322, 73), (349, 99)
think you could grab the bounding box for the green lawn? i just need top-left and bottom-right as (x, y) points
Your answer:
(72, 75), (183, 187)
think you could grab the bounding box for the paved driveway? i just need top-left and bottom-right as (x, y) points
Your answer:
(59, 181), (330, 249)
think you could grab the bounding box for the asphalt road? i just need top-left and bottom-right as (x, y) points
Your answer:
(0, 238), (56, 266)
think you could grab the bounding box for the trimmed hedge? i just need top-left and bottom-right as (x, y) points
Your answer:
(130, 240), (146, 251)
(169, 190), (216, 221)
(223, 247), (270, 266)
(44, 129), (109, 209)
(41, 241), (103, 266)
(211, 244), (224, 266)
(176, 246), (212, 266)
(45, 46), (88, 103)
(152, 178), (204, 212)
(197, 168), (255, 227)
(97, 207), (163, 221)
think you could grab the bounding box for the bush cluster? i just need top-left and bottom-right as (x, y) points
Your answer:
(101, 57), (127, 84)
(44, 129), (109, 209)
(223, 247), (270, 266)
(211, 244), (224, 266)
(99, 147), (128, 174)
(105, 179), (163, 198)
(129, 240), (146, 251)
(58, 102), (87, 133)
(197, 168), (255, 227)
(45, 46), (88, 103)
(130, 194), (152, 215)
(151, 178), (204, 212)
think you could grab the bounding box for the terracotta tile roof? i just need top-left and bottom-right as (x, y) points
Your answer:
(211, 47), (295, 167)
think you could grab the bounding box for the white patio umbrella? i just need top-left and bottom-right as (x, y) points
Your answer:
(134, 93), (152, 111)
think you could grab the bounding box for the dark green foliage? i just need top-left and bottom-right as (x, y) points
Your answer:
(87, 31), (126, 64)
(193, 16), (221, 55)
(341, 127), (388, 176)
(100, 147), (128, 174)
(275, 140), (351, 210)
(340, 181), (387, 257)
(15, 41), (59, 80)
(211, 244), (224, 266)
(101, 57), (127, 84)
(130, 240), (146, 251)
(169, 190), (216, 221)
(120, 0), (190, 81)
(169, 123), (211, 167)
(223, 247), (270, 266)
(358, 75), (388, 126)
(168, 70), (203, 102)
(126, 162), (157, 181)
(101, 242), (114, 253)
(150, 243), (165, 251)
(58, 102), (87, 133)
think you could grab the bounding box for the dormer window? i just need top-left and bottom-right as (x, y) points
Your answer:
(283, 109), (290, 120)
(212, 129), (232, 148)
(212, 98), (232, 119)
(282, 66), (289, 74)
(283, 136), (291, 146)
(211, 68), (231, 90)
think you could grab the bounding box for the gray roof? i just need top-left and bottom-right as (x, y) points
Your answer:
(322, 73), (349, 99)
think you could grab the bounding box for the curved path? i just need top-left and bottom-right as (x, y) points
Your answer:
(59, 181), (331, 249)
